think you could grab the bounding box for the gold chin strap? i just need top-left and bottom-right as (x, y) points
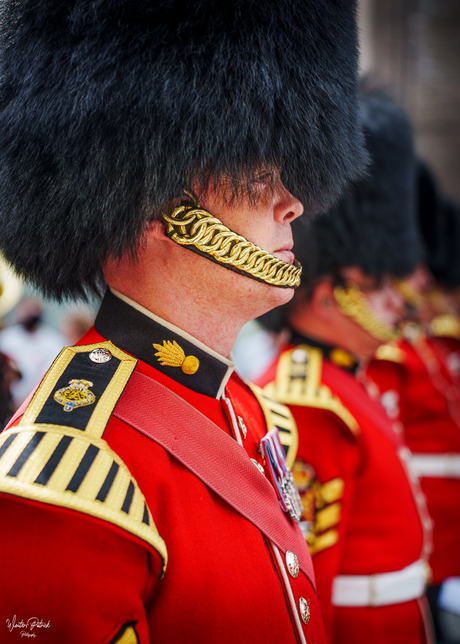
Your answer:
(393, 279), (424, 311)
(161, 192), (302, 289)
(334, 283), (399, 343)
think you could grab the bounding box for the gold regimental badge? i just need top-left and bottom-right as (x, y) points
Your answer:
(153, 340), (200, 375)
(54, 379), (96, 412)
(330, 347), (355, 369)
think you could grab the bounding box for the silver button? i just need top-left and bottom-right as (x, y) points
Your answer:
(285, 550), (299, 578)
(89, 348), (113, 363)
(398, 446), (411, 461)
(423, 518), (433, 530)
(292, 348), (309, 364)
(250, 458), (265, 476)
(299, 597), (310, 625)
(237, 416), (248, 440)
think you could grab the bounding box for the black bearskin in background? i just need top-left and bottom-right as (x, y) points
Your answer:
(417, 160), (444, 278)
(260, 89), (422, 333)
(0, 0), (366, 300)
(416, 159), (460, 288)
(439, 200), (460, 288)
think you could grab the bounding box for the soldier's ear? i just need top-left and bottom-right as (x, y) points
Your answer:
(312, 280), (337, 317)
(144, 219), (167, 240)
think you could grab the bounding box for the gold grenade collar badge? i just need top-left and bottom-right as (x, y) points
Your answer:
(153, 340), (200, 375)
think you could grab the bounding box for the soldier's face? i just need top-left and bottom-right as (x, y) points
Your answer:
(341, 267), (405, 332)
(197, 172), (303, 270)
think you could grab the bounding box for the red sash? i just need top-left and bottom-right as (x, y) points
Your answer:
(114, 371), (316, 584)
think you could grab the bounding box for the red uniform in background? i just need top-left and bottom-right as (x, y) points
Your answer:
(428, 314), (460, 388)
(258, 333), (433, 644)
(366, 326), (460, 586)
(0, 292), (325, 644)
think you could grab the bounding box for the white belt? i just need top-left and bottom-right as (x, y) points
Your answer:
(412, 454), (460, 478)
(332, 560), (430, 607)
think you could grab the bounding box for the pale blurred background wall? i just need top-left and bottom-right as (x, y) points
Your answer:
(358, 0), (460, 201)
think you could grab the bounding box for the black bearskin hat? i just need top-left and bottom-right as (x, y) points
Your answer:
(0, 0), (366, 300)
(416, 160), (443, 276)
(439, 199), (460, 288)
(260, 88), (421, 332)
(416, 159), (460, 288)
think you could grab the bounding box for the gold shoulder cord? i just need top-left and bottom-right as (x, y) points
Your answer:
(162, 192), (302, 288)
(0, 341), (167, 574)
(334, 283), (399, 343)
(264, 345), (359, 434)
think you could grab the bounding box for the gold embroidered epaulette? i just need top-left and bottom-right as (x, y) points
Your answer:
(0, 341), (167, 575)
(248, 383), (298, 469)
(263, 345), (358, 435)
(374, 342), (406, 364)
(430, 314), (460, 340)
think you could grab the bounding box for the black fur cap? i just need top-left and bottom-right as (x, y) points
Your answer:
(416, 159), (460, 287)
(439, 199), (460, 288)
(0, 0), (366, 299)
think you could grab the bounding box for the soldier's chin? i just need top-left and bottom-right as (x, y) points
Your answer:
(254, 281), (295, 317)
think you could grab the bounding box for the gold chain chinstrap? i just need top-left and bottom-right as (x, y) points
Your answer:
(161, 192), (302, 288)
(334, 283), (399, 343)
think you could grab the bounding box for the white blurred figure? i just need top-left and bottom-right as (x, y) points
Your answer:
(0, 298), (66, 408)
(233, 320), (284, 382)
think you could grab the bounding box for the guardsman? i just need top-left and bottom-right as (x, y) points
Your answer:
(0, 1), (367, 642)
(366, 161), (460, 640)
(257, 90), (434, 644)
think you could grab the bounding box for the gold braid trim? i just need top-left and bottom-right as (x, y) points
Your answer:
(430, 314), (460, 340)
(334, 284), (399, 343)
(162, 192), (302, 288)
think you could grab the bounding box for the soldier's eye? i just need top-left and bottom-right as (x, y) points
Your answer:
(251, 172), (272, 185)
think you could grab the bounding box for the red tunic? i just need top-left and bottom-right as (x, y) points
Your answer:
(258, 337), (433, 644)
(366, 332), (460, 584)
(0, 291), (325, 644)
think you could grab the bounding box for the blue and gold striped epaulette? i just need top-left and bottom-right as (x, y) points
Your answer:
(248, 383), (298, 469)
(0, 341), (167, 575)
(263, 345), (358, 435)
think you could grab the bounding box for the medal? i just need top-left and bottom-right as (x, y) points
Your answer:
(260, 427), (304, 522)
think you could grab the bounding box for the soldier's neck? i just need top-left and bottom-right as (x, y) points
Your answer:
(104, 236), (293, 359)
(288, 310), (372, 363)
(107, 290), (242, 361)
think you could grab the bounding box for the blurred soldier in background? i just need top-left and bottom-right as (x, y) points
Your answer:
(257, 90), (434, 643)
(0, 298), (66, 408)
(0, 256), (24, 423)
(367, 160), (460, 643)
